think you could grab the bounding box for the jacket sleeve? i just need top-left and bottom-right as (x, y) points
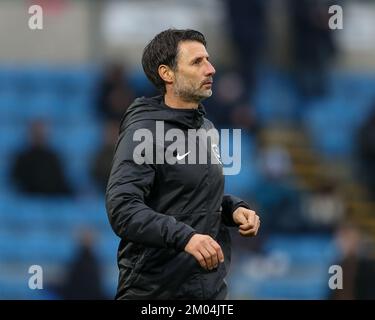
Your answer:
(105, 126), (196, 251)
(221, 194), (251, 227)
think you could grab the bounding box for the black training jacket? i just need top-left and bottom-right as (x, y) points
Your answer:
(105, 95), (250, 299)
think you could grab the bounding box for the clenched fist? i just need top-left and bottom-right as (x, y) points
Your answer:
(184, 234), (224, 271)
(232, 207), (260, 237)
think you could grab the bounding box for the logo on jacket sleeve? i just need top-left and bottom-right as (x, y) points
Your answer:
(211, 144), (222, 165)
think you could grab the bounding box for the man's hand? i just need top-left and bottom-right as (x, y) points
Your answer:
(233, 207), (260, 237)
(184, 234), (224, 270)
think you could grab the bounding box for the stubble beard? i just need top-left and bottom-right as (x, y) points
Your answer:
(174, 77), (212, 104)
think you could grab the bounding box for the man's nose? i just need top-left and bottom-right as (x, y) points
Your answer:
(205, 61), (216, 76)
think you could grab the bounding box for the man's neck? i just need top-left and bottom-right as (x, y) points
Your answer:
(164, 93), (199, 109)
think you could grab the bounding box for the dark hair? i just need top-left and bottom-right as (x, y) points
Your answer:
(142, 29), (207, 94)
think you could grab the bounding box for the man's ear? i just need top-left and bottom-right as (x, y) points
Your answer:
(158, 65), (174, 85)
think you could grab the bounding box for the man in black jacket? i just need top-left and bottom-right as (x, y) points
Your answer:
(105, 29), (260, 300)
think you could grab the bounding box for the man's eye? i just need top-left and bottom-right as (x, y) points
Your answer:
(193, 59), (201, 65)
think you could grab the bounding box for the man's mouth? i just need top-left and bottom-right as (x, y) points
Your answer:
(202, 80), (213, 86)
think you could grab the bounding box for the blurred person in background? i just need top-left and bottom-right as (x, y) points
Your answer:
(96, 63), (135, 124)
(91, 120), (118, 192)
(358, 107), (375, 199)
(204, 71), (249, 130)
(230, 102), (259, 137)
(330, 223), (375, 299)
(302, 180), (345, 233)
(254, 145), (303, 233)
(10, 120), (72, 196)
(224, 0), (267, 96)
(106, 29), (260, 300)
(60, 230), (107, 300)
(288, 0), (337, 98)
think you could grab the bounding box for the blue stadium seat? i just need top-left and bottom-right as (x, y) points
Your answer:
(54, 67), (100, 97)
(304, 97), (361, 156)
(13, 68), (57, 92)
(128, 70), (156, 96)
(329, 72), (375, 102)
(0, 229), (75, 263)
(255, 278), (328, 299)
(0, 124), (27, 156)
(48, 123), (102, 190)
(0, 90), (20, 121)
(0, 197), (89, 230)
(263, 234), (337, 264)
(98, 233), (119, 263)
(252, 68), (299, 124)
(229, 234), (338, 299)
(50, 123), (102, 155)
(0, 67), (22, 92)
(0, 66), (100, 123)
(223, 132), (259, 197)
(60, 92), (95, 122)
(77, 198), (109, 228)
(22, 91), (62, 121)
(0, 278), (40, 300)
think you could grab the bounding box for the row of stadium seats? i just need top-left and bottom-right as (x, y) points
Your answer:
(0, 196), (109, 230)
(0, 194), (119, 299)
(0, 66), (99, 90)
(2, 66), (374, 158)
(253, 68), (375, 157)
(304, 95), (374, 157)
(253, 68), (375, 125)
(0, 66), (154, 122)
(0, 228), (118, 264)
(0, 65), (152, 94)
(229, 234), (338, 299)
(0, 122), (102, 154)
(0, 121), (103, 192)
(0, 92), (95, 123)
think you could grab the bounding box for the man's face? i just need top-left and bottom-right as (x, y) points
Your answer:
(172, 41), (216, 103)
